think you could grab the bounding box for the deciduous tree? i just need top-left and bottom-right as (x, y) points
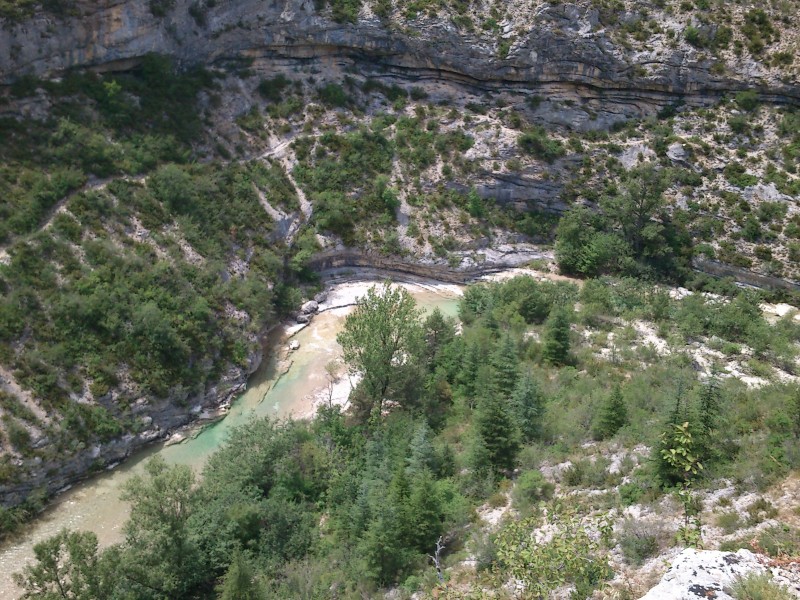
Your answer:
(337, 282), (422, 422)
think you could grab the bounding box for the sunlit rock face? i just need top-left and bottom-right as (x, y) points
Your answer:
(640, 548), (800, 600)
(2, 0), (798, 120)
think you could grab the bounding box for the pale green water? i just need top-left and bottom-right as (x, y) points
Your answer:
(0, 281), (461, 597)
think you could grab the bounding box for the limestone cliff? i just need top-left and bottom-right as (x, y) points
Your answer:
(2, 0), (798, 123)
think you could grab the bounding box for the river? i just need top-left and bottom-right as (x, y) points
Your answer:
(0, 278), (463, 598)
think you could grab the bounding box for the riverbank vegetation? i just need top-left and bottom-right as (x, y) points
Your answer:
(2, 22), (800, 575)
(15, 276), (800, 598)
(0, 56), (311, 536)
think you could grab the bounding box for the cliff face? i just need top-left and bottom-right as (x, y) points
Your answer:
(2, 0), (798, 120)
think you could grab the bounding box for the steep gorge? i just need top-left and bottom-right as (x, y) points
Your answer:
(2, 0), (800, 525)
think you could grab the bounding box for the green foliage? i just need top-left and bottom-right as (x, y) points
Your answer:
(742, 9), (775, 55)
(317, 83), (350, 107)
(725, 162), (758, 188)
(618, 519), (660, 565)
(555, 207), (630, 277)
(518, 127), (565, 163)
(257, 75), (291, 102)
(119, 456), (203, 597)
(557, 165), (689, 279)
(0, 55), (210, 244)
(660, 421), (703, 547)
(735, 90), (760, 112)
(473, 391), (520, 475)
(731, 573), (793, 600)
(542, 307), (572, 366)
(511, 470), (554, 512)
(13, 272), (800, 594)
(491, 334), (518, 399)
(1, 159), (282, 428)
(593, 384), (628, 440)
(315, 0), (362, 22)
(494, 503), (612, 598)
(511, 372), (546, 442)
(216, 551), (268, 599)
(459, 276), (577, 328)
(337, 282), (423, 423)
(294, 130), (394, 243)
(12, 529), (109, 599)
(149, 0), (175, 16)
(601, 164), (673, 261)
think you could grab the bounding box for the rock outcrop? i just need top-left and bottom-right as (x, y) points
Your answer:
(2, 0), (798, 125)
(0, 339), (261, 507)
(640, 549), (800, 600)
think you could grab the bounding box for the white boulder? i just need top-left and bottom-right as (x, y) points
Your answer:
(640, 548), (799, 600)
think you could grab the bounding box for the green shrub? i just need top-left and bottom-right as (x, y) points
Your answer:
(561, 458), (610, 488)
(721, 525), (800, 557)
(730, 572), (793, 600)
(257, 75), (291, 102)
(684, 26), (705, 48)
(729, 115), (749, 134)
(2, 416), (32, 455)
(518, 128), (565, 163)
(716, 511), (742, 534)
(725, 163), (758, 188)
(512, 470), (554, 512)
(618, 519), (660, 565)
(735, 90), (760, 112)
(149, 0), (175, 16)
(618, 482), (645, 506)
(745, 497), (778, 526)
(315, 0), (362, 22)
(317, 83), (349, 108)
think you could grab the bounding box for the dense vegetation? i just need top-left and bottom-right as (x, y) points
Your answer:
(0, 57), (308, 532)
(14, 277), (800, 598)
(1, 0), (799, 588)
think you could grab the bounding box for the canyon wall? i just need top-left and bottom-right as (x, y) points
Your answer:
(3, 0), (798, 122)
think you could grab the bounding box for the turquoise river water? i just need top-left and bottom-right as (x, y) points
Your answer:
(0, 280), (462, 598)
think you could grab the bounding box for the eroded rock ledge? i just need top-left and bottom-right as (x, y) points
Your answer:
(2, 0), (798, 121)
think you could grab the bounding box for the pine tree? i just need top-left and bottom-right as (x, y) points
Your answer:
(457, 340), (481, 399)
(216, 551), (267, 600)
(407, 471), (443, 553)
(406, 421), (435, 476)
(474, 393), (520, 474)
(491, 334), (519, 399)
(542, 307), (571, 366)
(792, 387), (800, 438)
(593, 384), (628, 440)
(698, 377), (721, 434)
(511, 372), (545, 442)
(423, 308), (456, 369)
(696, 377), (722, 467)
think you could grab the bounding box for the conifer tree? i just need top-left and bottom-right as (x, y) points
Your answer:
(512, 372), (546, 442)
(406, 421), (435, 476)
(491, 334), (519, 399)
(593, 384), (628, 440)
(474, 393), (520, 474)
(216, 551), (267, 600)
(698, 377), (721, 434)
(407, 472), (443, 553)
(792, 387), (800, 438)
(542, 307), (571, 366)
(423, 308), (456, 369)
(457, 340), (481, 399)
(696, 377), (722, 466)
